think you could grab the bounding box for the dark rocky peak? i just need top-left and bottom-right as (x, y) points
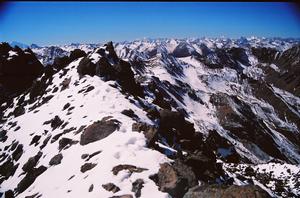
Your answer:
(104, 41), (119, 63)
(0, 43), (43, 91)
(251, 47), (278, 64)
(171, 41), (200, 58)
(77, 42), (144, 97)
(0, 42), (13, 55)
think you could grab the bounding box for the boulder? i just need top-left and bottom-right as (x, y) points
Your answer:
(50, 116), (64, 130)
(112, 164), (148, 175)
(80, 163), (97, 173)
(80, 117), (121, 145)
(102, 183), (120, 193)
(58, 138), (78, 150)
(183, 184), (271, 198)
(49, 153), (63, 166)
(152, 161), (197, 198)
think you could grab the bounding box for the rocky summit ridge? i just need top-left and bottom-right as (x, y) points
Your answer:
(0, 37), (299, 198)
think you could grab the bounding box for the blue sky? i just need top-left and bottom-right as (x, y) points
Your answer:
(0, 2), (299, 46)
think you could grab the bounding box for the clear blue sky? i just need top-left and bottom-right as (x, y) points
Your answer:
(0, 2), (299, 46)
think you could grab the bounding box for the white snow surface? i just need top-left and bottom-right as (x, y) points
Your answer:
(0, 58), (170, 198)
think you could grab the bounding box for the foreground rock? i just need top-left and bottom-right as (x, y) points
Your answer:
(183, 184), (271, 198)
(80, 117), (121, 145)
(151, 161), (197, 198)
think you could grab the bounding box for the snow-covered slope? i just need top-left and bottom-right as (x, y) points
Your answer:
(1, 38), (300, 198)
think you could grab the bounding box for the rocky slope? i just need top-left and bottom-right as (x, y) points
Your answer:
(0, 37), (299, 198)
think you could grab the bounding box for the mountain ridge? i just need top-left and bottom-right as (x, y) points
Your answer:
(0, 38), (299, 197)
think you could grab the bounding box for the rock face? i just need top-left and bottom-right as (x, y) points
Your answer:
(80, 117), (121, 145)
(1, 38), (300, 198)
(183, 184), (271, 198)
(152, 162), (197, 198)
(0, 42), (43, 104)
(77, 41), (144, 97)
(16, 165), (47, 194)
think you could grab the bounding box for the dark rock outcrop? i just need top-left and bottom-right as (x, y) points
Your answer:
(22, 151), (43, 172)
(112, 164), (148, 175)
(16, 165), (47, 194)
(69, 49), (86, 62)
(49, 153), (63, 165)
(77, 56), (96, 76)
(58, 138), (78, 151)
(0, 43), (43, 105)
(102, 183), (120, 193)
(183, 184), (271, 198)
(151, 161), (197, 198)
(80, 163), (97, 173)
(80, 117), (121, 145)
(132, 122), (158, 147)
(132, 179), (144, 198)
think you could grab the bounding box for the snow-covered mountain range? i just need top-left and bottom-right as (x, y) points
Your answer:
(0, 37), (299, 198)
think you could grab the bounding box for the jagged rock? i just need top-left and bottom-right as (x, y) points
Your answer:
(145, 108), (160, 120)
(49, 153), (63, 165)
(22, 151), (43, 172)
(50, 116), (64, 130)
(183, 184), (271, 198)
(205, 130), (241, 163)
(29, 80), (47, 102)
(53, 56), (70, 70)
(0, 130), (8, 142)
(13, 106), (25, 117)
(0, 158), (18, 182)
(105, 41), (119, 63)
(80, 117), (121, 145)
(12, 144), (23, 161)
(3, 190), (14, 198)
(0, 43), (43, 99)
(172, 42), (199, 58)
(183, 150), (220, 182)
(102, 183), (120, 193)
(61, 77), (71, 91)
(159, 109), (185, 130)
(40, 135), (51, 149)
(30, 135), (41, 146)
(77, 56), (96, 76)
(112, 164), (148, 175)
(96, 57), (116, 80)
(132, 122), (158, 146)
(132, 179), (144, 198)
(16, 165), (47, 193)
(58, 138), (78, 150)
(69, 49), (86, 62)
(151, 161), (197, 198)
(121, 109), (138, 119)
(80, 163), (97, 173)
